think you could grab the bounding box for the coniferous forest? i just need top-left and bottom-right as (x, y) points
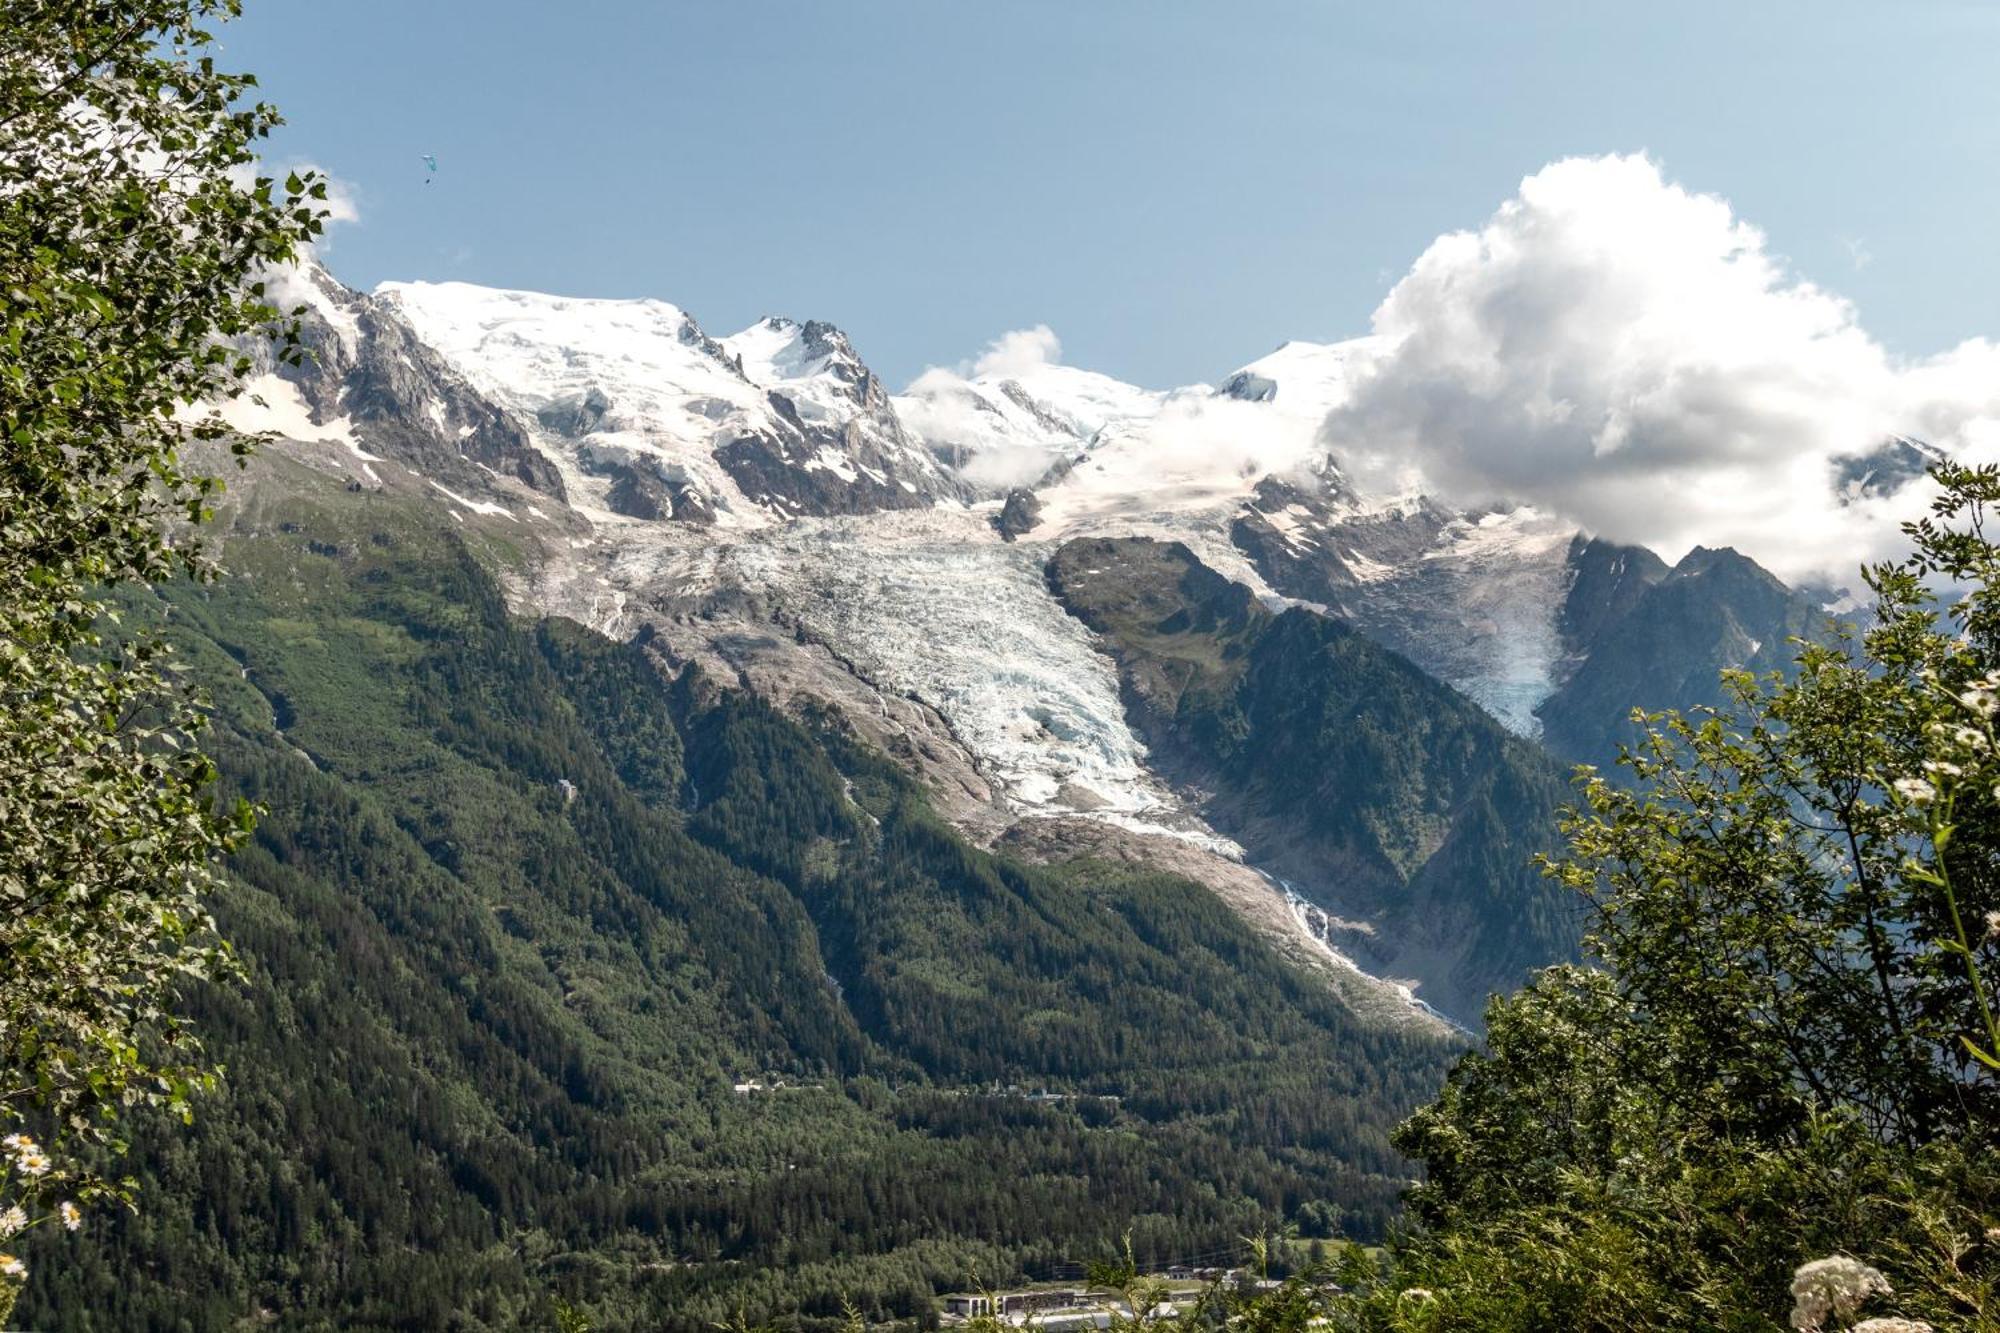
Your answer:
(16, 476), (1458, 1329)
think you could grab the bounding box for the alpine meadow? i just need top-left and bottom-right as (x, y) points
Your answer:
(2, 3), (1997, 1330)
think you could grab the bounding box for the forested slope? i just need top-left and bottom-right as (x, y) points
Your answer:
(1049, 537), (1578, 1021)
(19, 473), (1456, 1331)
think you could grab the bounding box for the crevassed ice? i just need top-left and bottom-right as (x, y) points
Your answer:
(721, 529), (1175, 818)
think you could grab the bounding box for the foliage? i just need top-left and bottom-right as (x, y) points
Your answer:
(1356, 465), (2000, 1330)
(0, 0), (323, 1304)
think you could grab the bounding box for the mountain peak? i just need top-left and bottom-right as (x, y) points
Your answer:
(1671, 544), (1782, 586)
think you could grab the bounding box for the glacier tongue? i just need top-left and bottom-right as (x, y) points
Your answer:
(712, 514), (1192, 828)
(1413, 510), (1577, 735)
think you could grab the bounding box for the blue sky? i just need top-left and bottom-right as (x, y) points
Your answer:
(227, 1), (2000, 389)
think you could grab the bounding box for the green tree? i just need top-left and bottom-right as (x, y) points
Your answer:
(1360, 466), (2000, 1329)
(0, 0), (322, 1307)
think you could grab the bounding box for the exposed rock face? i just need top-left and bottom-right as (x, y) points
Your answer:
(792, 319), (890, 409)
(345, 306), (567, 497)
(535, 388), (612, 440)
(1554, 536), (1670, 667)
(713, 390), (950, 517)
(993, 487), (1043, 541)
(574, 442), (714, 524)
(1537, 544), (1827, 767)
(1218, 369), (1278, 402)
(254, 262), (566, 501)
(1231, 475), (1447, 603)
(1831, 434), (1944, 503)
(1230, 475), (1576, 733)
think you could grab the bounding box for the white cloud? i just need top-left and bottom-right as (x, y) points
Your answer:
(309, 167), (362, 229)
(899, 325), (1177, 492)
(1322, 153), (2000, 585)
(225, 159), (360, 232)
(972, 324), (1061, 378)
(277, 161), (360, 240)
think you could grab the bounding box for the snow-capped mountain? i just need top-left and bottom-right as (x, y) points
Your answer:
(897, 331), (1598, 733)
(893, 352), (1169, 491)
(223, 261), (566, 505)
(227, 258), (1824, 1025)
(376, 279), (960, 527)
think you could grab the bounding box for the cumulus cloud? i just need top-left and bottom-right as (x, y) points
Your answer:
(971, 324), (1062, 378)
(1323, 153), (2000, 585)
(308, 167), (362, 229)
(246, 163), (364, 345)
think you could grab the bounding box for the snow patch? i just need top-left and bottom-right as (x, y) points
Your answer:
(429, 481), (516, 520)
(219, 373), (384, 466)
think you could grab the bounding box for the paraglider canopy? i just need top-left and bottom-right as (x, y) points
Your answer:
(421, 153), (438, 184)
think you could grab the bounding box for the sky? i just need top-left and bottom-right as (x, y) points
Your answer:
(228, 1), (2000, 392)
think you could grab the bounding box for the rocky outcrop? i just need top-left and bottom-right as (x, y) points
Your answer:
(1217, 369), (1278, 402)
(259, 262), (565, 501)
(343, 305), (566, 497)
(993, 487), (1042, 541)
(1554, 536), (1669, 667)
(714, 417), (940, 516)
(1537, 544), (1827, 768)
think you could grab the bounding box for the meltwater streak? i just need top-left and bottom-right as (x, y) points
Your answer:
(1259, 870), (1470, 1033)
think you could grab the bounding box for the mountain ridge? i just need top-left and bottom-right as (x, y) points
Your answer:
(225, 256), (1832, 1026)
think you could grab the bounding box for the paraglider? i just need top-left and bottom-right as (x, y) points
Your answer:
(421, 153), (437, 185)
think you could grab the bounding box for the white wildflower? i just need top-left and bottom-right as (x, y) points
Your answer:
(15, 1152), (49, 1178)
(1953, 725), (1987, 750)
(1892, 777), (1936, 807)
(1790, 1256), (1892, 1331)
(1923, 760), (1963, 779)
(0, 1252), (22, 1280)
(1985, 910), (2000, 942)
(58, 1200), (79, 1231)
(1398, 1287), (1434, 1303)
(0, 1206), (22, 1237)
(1958, 686), (1999, 719)
(1851, 1320), (1934, 1332)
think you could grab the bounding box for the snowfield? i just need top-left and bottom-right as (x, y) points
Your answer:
(377, 280), (950, 530)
